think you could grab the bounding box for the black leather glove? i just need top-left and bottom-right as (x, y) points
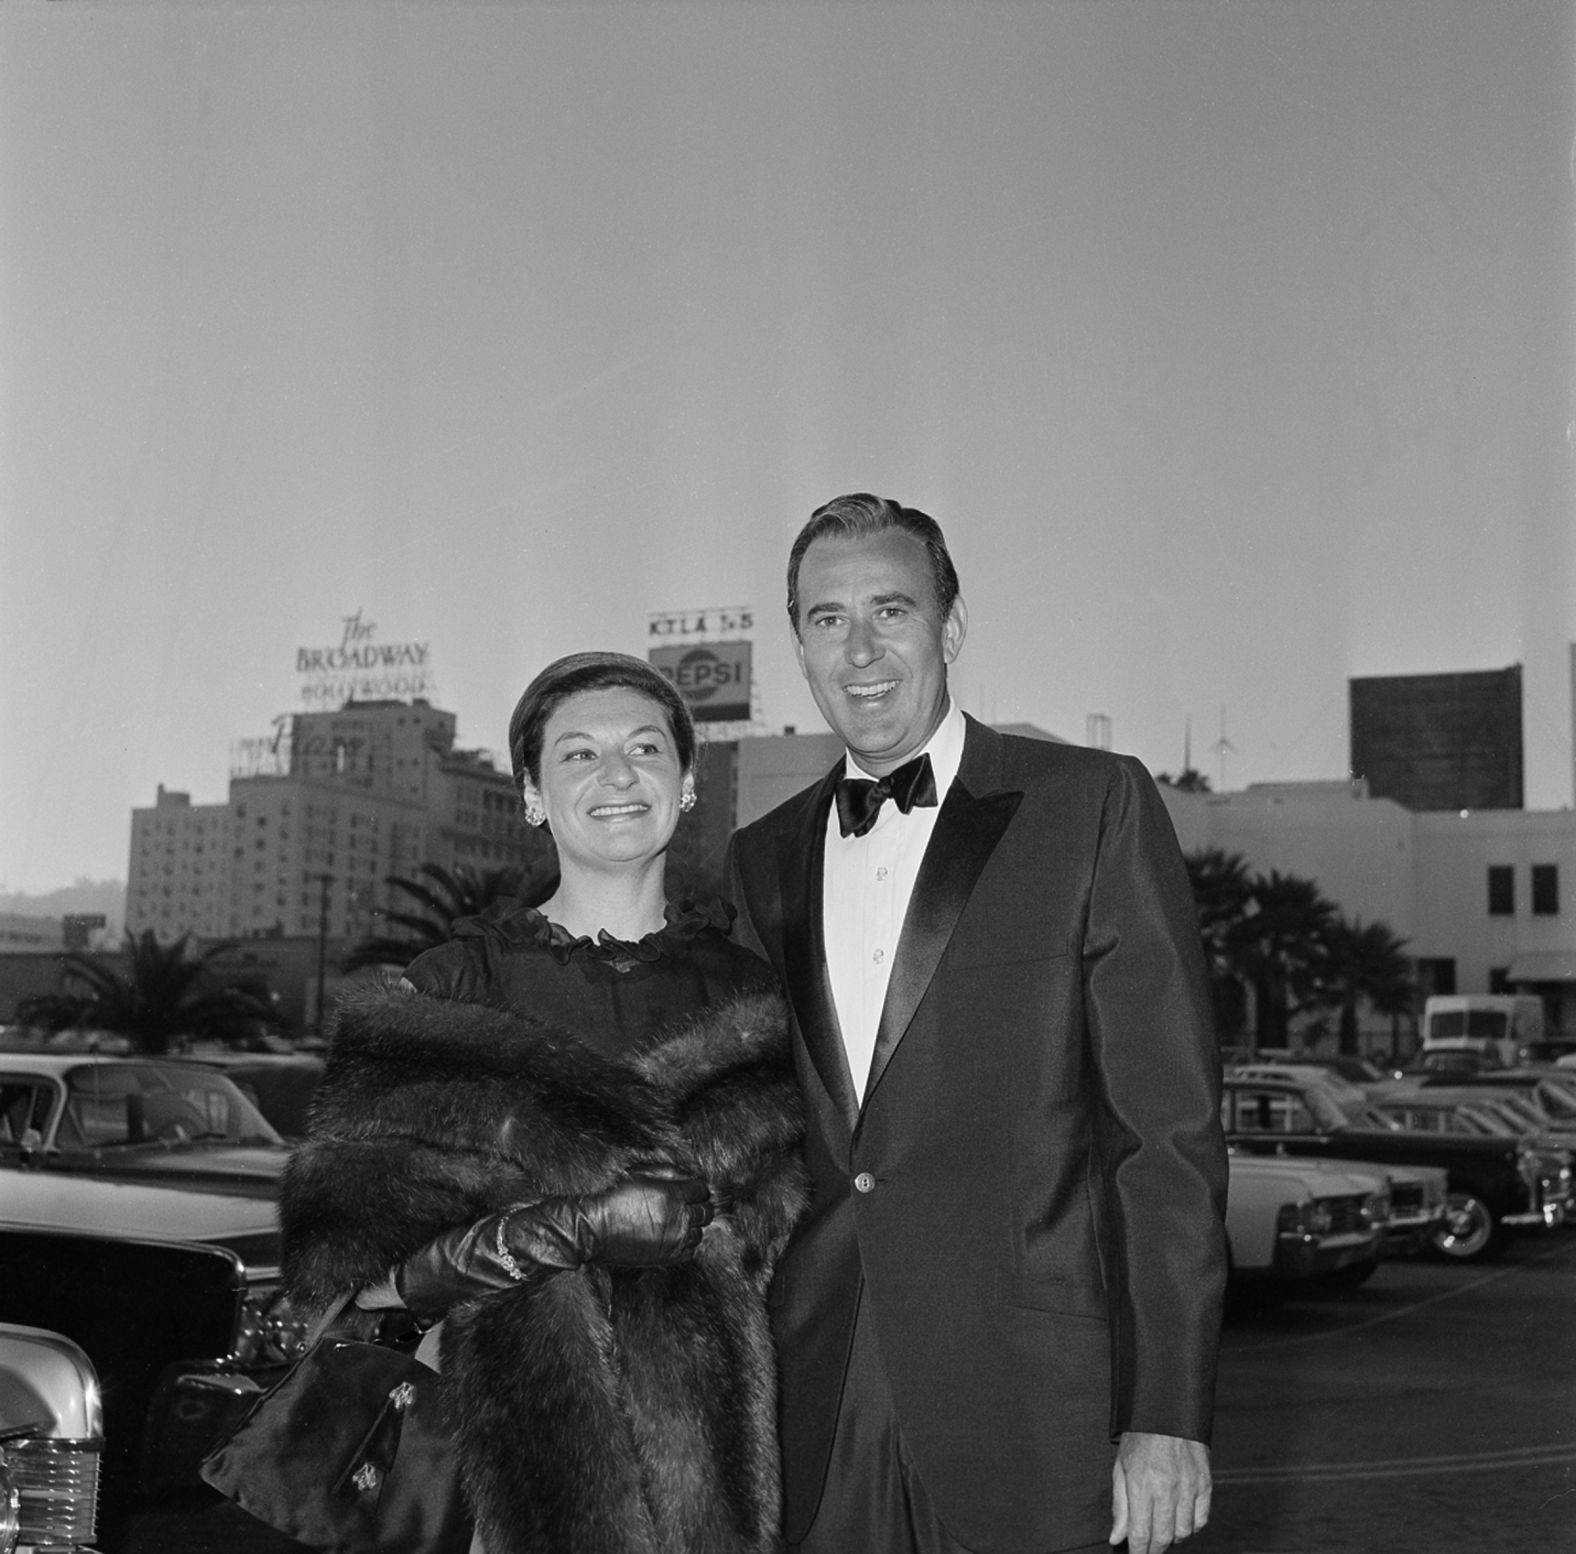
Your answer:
(548, 1171), (713, 1269)
(393, 1172), (712, 1323)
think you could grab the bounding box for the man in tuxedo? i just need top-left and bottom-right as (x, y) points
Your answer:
(726, 494), (1228, 1554)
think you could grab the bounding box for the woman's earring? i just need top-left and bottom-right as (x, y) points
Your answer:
(523, 796), (546, 827)
(679, 786), (696, 813)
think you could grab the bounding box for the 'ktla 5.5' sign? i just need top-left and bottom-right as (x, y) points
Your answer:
(649, 642), (752, 723)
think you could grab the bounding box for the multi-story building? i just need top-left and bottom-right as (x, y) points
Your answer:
(1350, 665), (1524, 811)
(127, 699), (540, 945)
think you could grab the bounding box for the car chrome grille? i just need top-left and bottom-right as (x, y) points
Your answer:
(1388, 1182), (1424, 1213)
(1, 1436), (100, 1548)
(1326, 1196), (1368, 1234)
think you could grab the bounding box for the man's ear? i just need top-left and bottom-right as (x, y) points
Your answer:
(792, 626), (809, 680)
(943, 595), (968, 665)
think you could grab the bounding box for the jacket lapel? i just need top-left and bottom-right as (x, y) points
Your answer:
(778, 769), (861, 1129)
(862, 719), (1023, 1106)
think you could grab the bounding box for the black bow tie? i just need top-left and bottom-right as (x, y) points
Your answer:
(835, 753), (938, 839)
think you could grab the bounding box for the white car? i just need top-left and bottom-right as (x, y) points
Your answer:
(1227, 1150), (1389, 1291)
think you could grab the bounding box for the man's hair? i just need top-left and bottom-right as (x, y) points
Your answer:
(785, 493), (960, 634)
(508, 651), (696, 790)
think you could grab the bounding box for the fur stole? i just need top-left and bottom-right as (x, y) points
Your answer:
(280, 978), (808, 1554)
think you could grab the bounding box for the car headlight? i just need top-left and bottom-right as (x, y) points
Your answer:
(1274, 1202), (1309, 1237)
(1361, 1190), (1389, 1227)
(232, 1285), (314, 1367)
(1276, 1200), (1332, 1238)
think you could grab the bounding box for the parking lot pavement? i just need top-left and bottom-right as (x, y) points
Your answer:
(1197, 1233), (1576, 1554)
(127, 1234), (1576, 1554)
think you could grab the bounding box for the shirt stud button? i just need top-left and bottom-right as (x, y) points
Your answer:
(854, 1172), (876, 1194)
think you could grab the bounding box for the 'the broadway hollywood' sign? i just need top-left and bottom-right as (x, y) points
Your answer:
(296, 610), (435, 707)
(649, 641), (752, 723)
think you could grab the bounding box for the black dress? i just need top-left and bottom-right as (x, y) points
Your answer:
(401, 897), (773, 1060)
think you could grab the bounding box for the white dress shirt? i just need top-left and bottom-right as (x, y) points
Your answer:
(822, 700), (966, 1101)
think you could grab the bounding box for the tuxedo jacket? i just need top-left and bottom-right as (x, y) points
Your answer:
(725, 717), (1228, 1554)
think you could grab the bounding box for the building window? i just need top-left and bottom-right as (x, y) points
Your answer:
(1418, 958), (1457, 997)
(1532, 864), (1559, 916)
(1487, 865), (1514, 916)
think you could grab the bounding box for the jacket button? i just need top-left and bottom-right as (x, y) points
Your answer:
(853, 1172), (876, 1194)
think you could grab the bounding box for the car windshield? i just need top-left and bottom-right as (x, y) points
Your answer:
(1431, 1010), (1510, 1041)
(1454, 1104), (1519, 1137)
(58, 1063), (281, 1149)
(1348, 1103), (1404, 1131)
(1482, 1094), (1552, 1131)
(1527, 1081), (1576, 1121)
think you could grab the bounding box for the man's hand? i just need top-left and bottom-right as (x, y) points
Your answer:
(1109, 1431), (1211, 1553)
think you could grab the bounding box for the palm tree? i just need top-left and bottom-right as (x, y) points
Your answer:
(1235, 871), (1339, 1051)
(341, 860), (558, 973)
(17, 929), (279, 1055)
(1321, 915), (1415, 1055)
(1184, 848), (1256, 1039)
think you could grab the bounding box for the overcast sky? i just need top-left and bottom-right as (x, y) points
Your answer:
(3, 0), (1572, 896)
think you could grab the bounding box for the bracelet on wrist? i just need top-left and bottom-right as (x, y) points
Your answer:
(495, 1207), (530, 1282)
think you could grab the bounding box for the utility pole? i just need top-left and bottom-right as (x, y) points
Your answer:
(313, 872), (334, 1034)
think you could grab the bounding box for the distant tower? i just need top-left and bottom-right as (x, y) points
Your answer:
(1086, 713), (1112, 750)
(1210, 708), (1236, 791)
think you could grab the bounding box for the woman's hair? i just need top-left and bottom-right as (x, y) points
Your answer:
(508, 651), (697, 789)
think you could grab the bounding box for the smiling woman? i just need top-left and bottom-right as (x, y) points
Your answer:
(266, 650), (806, 1554)
(512, 656), (698, 931)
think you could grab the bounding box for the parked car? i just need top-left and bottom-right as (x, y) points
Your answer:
(1369, 1090), (1530, 1141)
(1393, 1048), (1505, 1079)
(170, 1051), (326, 1140)
(1415, 1085), (1576, 1149)
(0, 1054), (288, 1194)
(1357, 1159), (1449, 1258)
(1223, 1076), (1573, 1261)
(0, 1322), (104, 1553)
(0, 1057), (307, 1543)
(1521, 1039), (1576, 1066)
(1305, 1054), (1392, 1087)
(1419, 1071), (1576, 1139)
(1227, 1063), (1371, 1112)
(1226, 1151), (1388, 1293)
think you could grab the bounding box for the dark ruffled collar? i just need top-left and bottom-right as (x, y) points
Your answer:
(453, 895), (734, 969)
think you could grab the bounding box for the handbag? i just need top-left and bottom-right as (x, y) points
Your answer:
(200, 1322), (473, 1554)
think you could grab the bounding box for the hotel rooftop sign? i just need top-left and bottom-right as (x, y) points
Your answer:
(296, 609), (436, 708)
